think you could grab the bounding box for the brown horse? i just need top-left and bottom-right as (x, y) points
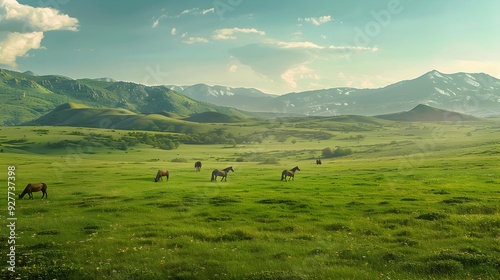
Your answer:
(316, 159), (322, 165)
(154, 170), (169, 182)
(281, 166), (300, 181)
(19, 183), (48, 199)
(194, 161), (202, 172)
(211, 166), (234, 182)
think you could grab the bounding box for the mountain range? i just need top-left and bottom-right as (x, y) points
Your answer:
(167, 70), (500, 117)
(0, 68), (498, 126)
(0, 68), (252, 125)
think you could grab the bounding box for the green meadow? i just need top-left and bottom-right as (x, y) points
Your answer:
(1, 119), (499, 279)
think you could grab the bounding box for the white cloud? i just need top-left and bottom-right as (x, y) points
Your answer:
(0, 0), (78, 66)
(182, 37), (209, 44)
(213, 28), (266, 40)
(171, 27), (177, 35)
(202, 8), (215, 15)
(0, 32), (44, 66)
(180, 7), (214, 16)
(303, 15), (333, 26)
(152, 14), (167, 28)
(0, 0), (78, 32)
(281, 65), (316, 88)
(152, 6), (214, 28)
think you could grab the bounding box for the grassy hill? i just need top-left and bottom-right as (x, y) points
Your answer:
(375, 104), (480, 122)
(0, 68), (255, 125)
(184, 111), (245, 123)
(26, 103), (211, 133)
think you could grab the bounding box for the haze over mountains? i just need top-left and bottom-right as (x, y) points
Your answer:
(167, 70), (500, 117)
(0, 68), (499, 126)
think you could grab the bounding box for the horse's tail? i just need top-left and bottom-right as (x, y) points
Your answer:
(211, 170), (216, 181)
(281, 170), (285, 181)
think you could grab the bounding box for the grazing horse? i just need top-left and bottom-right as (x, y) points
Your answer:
(281, 166), (300, 181)
(194, 161), (202, 172)
(211, 166), (234, 182)
(154, 170), (169, 182)
(316, 159), (322, 165)
(19, 183), (47, 199)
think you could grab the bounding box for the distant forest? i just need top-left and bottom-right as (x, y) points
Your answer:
(45, 128), (333, 151)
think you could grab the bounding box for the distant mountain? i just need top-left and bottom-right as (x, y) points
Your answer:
(0, 69), (254, 125)
(3, 68), (499, 126)
(375, 104), (480, 122)
(166, 71), (500, 117)
(261, 70), (500, 117)
(166, 83), (276, 112)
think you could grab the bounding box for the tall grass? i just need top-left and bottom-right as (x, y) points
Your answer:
(1, 123), (499, 279)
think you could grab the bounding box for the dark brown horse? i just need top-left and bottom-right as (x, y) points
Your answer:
(19, 183), (48, 199)
(211, 166), (234, 182)
(316, 159), (322, 165)
(281, 166), (300, 181)
(154, 170), (169, 182)
(194, 161), (202, 172)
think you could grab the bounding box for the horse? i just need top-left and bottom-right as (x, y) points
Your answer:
(154, 170), (169, 182)
(281, 166), (300, 181)
(211, 166), (234, 182)
(194, 161), (202, 172)
(19, 183), (48, 199)
(316, 159), (322, 165)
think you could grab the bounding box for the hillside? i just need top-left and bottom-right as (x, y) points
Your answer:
(184, 111), (245, 123)
(375, 104), (481, 122)
(26, 103), (209, 133)
(0, 69), (254, 125)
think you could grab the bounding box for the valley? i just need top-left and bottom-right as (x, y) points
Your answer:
(1, 115), (499, 279)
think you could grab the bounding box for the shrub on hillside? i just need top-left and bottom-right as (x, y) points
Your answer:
(322, 146), (353, 158)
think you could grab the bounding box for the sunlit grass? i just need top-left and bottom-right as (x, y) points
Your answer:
(1, 123), (499, 279)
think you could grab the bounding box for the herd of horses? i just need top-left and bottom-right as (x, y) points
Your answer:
(154, 161), (303, 183)
(19, 159), (324, 199)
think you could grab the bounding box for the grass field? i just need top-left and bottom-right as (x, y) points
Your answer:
(1, 120), (499, 279)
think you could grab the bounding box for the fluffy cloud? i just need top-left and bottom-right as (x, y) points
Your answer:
(213, 28), (266, 40)
(0, 0), (78, 66)
(0, 0), (78, 32)
(0, 32), (44, 66)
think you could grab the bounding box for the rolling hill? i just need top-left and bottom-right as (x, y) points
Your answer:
(375, 104), (481, 122)
(0, 69), (255, 125)
(3, 68), (499, 127)
(26, 103), (210, 133)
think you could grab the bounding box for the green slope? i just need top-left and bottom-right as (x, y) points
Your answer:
(0, 68), (255, 125)
(26, 103), (209, 133)
(375, 104), (481, 122)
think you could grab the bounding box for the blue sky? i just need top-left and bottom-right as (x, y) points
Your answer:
(1, 0), (499, 94)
